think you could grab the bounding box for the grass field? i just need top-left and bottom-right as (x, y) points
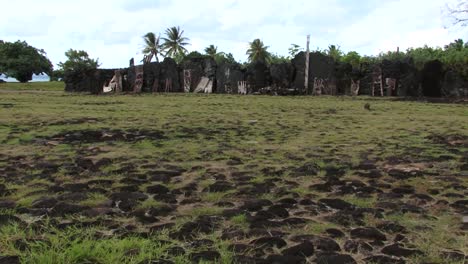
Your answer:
(0, 82), (467, 263)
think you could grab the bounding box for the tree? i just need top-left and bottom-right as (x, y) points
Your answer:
(270, 53), (289, 64)
(142, 32), (162, 63)
(0, 40), (52, 82)
(446, 0), (468, 26)
(203, 45), (235, 64)
(204, 45), (218, 58)
(342, 51), (362, 68)
(246, 38), (271, 64)
(222, 53), (237, 64)
(58, 49), (99, 73)
(325, 45), (343, 61)
(162, 26), (190, 59)
(288, 44), (302, 59)
(444, 38), (465, 51)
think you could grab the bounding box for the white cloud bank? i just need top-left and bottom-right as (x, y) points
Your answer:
(0, 0), (466, 68)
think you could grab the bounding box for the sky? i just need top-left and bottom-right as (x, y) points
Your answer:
(1, 0), (467, 69)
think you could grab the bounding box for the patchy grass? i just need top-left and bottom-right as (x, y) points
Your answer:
(0, 82), (466, 263)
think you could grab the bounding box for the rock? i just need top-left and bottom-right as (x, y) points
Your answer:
(48, 185), (65, 193)
(391, 186), (415, 194)
(277, 197), (298, 205)
(51, 202), (89, 216)
(290, 235), (340, 252)
(0, 200), (16, 209)
(451, 199), (468, 211)
(291, 163), (319, 177)
(229, 243), (250, 253)
(232, 255), (265, 264)
(376, 222), (406, 234)
(325, 228), (345, 238)
(138, 259), (174, 264)
(117, 185), (140, 193)
(0, 214), (22, 227)
(381, 243), (423, 257)
(189, 239), (214, 248)
(310, 183), (332, 192)
(281, 217), (307, 226)
(62, 183), (89, 192)
(350, 227), (387, 241)
(204, 181), (234, 192)
(315, 253), (356, 264)
(343, 240), (373, 253)
(110, 192), (148, 202)
(83, 207), (117, 217)
(387, 169), (421, 179)
(149, 223), (175, 232)
(165, 246), (185, 256)
(147, 204), (176, 217)
(0, 256), (20, 264)
(410, 193), (434, 201)
(363, 255), (406, 264)
(357, 169), (383, 179)
(240, 199), (273, 212)
(281, 241), (314, 257)
(319, 198), (354, 210)
(146, 184), (170, 194)
(57, 192), (88, 202)
(189, 250), (220, 262)
(251, 236), (287, 249)
(441, 250), (466, 261)
(265, 254), (306, 264)
(265, 205), (290, 218)
(170, 216), (220, 240)
(31, 197), (58, 208)
(355, 161), (377, 170)
(327, 208), (382, 227)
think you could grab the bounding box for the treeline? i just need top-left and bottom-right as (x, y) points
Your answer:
(0, 28), (467, 82)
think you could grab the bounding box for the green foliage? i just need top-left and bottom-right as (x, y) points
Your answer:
(216, 53), (237, 65)
(0, 40), (52, 82)
(142, 32), (162, 63)
(50, 69), (64, 81)
(161, 26), (190, 59)
(374, 39), (468, 78)
(288, 44), (302, 59)
(270, 53), (290, 64)
(341, 51), (362, 68)
(204, 45), (218, 58)
(325, 45), (343, 61)
(246, 38), (272, 64)
(58, 49), (99, 73)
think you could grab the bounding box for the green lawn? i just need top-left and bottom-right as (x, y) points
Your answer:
(0, 82), (466, 263)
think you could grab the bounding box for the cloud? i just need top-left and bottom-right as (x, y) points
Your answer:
(0, 0), (465, 68)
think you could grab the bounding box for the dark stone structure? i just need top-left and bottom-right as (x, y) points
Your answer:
(270, 62), (294, 94)
(64, 69), (117, 94)
(216, 62), (245, 94)
(442, 69), (468, 97)
(421, 60), (444, 97)
(64, 53), (467, 99)
(247, 61), (270, 93)
(292, 52), (336, 94)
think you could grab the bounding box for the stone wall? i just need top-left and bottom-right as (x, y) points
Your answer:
(64, 55), (467, 98)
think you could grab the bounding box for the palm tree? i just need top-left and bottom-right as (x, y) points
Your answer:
(161, 26), (190, 58)
(445, 39), (464, 51)
(326, 45), (343, 61)
(204, 45), (218, 58)
(246, 39), (271, 64)
(142, 32), (162, 63)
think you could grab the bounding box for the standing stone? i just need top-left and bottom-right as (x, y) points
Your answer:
(134, 65), (144, 93)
